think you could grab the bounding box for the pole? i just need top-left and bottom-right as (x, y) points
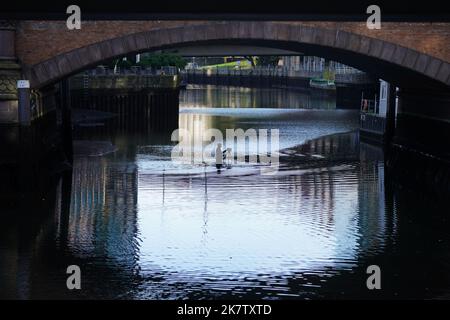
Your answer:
(60, 79), (73, 162)
(384, 83), (397, 147)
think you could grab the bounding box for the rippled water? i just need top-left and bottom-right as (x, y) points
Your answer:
(1, 85), (449, 299)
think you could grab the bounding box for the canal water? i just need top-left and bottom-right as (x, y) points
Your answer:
(1, 85), (449, 299)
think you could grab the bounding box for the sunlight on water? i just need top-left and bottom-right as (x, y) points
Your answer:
(1, 85), (448, 300)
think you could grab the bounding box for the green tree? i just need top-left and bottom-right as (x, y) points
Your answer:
(244, 56), (257, 67)
(322, 69), (335, 81)
(138, 53), (187, 69)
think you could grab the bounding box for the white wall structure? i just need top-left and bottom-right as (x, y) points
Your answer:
(378, 79), (388, 117)
(280, 56), (364, 74)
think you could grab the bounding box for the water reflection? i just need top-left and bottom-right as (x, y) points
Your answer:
(180, 84), (336, 109)
(0, 85), (449, 299)
(65, 159), (139, 267)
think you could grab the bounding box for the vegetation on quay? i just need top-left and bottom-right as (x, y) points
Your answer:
(110, 53), (187, 70)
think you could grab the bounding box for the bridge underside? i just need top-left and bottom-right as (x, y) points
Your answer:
(162, 45), (301, 57)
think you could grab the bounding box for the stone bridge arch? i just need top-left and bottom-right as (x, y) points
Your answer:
(23, 21), (450, 90)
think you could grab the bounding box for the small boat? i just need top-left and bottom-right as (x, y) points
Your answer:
(309, 78), (336, 90)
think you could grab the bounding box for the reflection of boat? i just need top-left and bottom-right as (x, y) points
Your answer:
(179, 78), (187, 89)
(309, 78), (336, 90)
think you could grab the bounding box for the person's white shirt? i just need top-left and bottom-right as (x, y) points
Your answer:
(215, 144), (223, 165)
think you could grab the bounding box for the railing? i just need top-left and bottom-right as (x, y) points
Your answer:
(89, 65), (179, 76)
(183, 66), (289, 77)
(360, 96), (385, 134)
(360, 98), (378, 114)
(360, 112), (386, 134)
(71, 71), (180, 90)
(335, 73), (373, 84)
(334, 66), (365, 74)
(181, 67), (373, 84)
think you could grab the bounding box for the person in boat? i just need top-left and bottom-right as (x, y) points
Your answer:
(215, 143), (223, 170)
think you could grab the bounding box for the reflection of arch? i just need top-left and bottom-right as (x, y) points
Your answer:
(26, 22), (450, 90)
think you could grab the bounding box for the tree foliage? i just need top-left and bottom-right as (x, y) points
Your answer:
(255, 56), (280, 67)
(137, 53), (187, 69)
(322, 69), (336, 81)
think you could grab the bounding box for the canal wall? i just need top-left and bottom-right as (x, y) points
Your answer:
(70, 88), (180, 132)
(69, 71), (181, 132)
(385, 87), (450, 196)
(386, 145), (450, 198)
(0, 111), (67, 208)
(394, 88), (450, 161)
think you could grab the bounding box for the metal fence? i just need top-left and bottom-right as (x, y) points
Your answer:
(360, 112), (386, 134)
(88, 65), (179, 76)
(71, 72), (180, 90)
(181, 67), (373, 84)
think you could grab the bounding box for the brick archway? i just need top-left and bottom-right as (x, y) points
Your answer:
(24, 21), (450, 89)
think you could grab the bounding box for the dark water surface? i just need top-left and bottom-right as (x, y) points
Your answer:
(0, 85), (449, 299)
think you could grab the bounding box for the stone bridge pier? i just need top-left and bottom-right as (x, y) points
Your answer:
(0, 21), (63, 202)
(0, 21), (21, 123)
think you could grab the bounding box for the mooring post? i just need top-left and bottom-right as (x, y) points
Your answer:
(60, 79), (73, 162)
(204, 163), (208, 195)
(384, 82), (397, 147)
(162, 168), (166, 203)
